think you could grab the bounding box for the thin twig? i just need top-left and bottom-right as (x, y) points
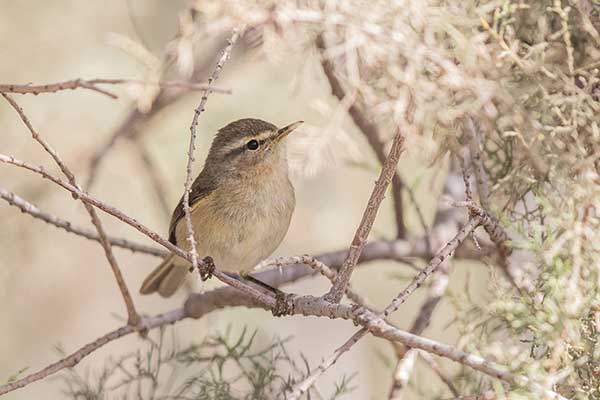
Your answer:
(419, 352), (461, 398)
(404, 183), (432, 254)
(0, 309), (187, 396)
(325, 130), (405, 303)
(388, 263), (454, 399)
(83, 28), (240, 191)
(1, 93), (140, 325)
(466, 118), (491, 210)
(135, 142), (171, 219)
(0, 187), (167, 257)
(183, 29), (240, 272)
(0, 78), (231, 98)
(316, 33), (406, 238)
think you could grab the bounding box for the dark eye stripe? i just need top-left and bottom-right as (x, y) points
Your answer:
(224, 138), (271, 158)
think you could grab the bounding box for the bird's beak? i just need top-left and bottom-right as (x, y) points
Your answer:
(273, 121), (304, 144)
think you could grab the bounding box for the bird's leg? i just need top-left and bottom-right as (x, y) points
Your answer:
(195, 256), (215, 281)
(240, 272), (293, 317)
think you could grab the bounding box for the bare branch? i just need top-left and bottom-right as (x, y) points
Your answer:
(0, 308), (186, 396)
(183, 29), (240, 271)
(388, 263), (453, 399)
(419, 352), (461, 398)
(316, 33), (406, 238)
(325, 130), (405, 303)
(2, 93), (140, 325)
(0, 154), (189, 260)
(0, 187), (167, 257)
(466, 118), (491, 210)
(0, 78), (231, 99)
(381, 217), (481, 318)
(135, 143), (171, 219)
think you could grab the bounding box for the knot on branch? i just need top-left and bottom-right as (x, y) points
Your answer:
(272, 293), (295, 317)
(350, 304), (369, 327)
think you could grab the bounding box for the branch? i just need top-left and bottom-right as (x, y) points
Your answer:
(0, 187), (167, 257)
(134, 143), (171, 219)
(0, 255), (565, 399)
(2, 93), (140, 325)
(288, 216), (482, 399)
(465, 118), (491, 212)
(0, 309), (186, 396)
(183, 29), (240, 271)
(389, 263), (454, 399)
(325, 130), (405, 303)
(0, 78), (231, 99)
(0, 154), (189, 260)
(316, 33), (406, 238)
(4, 289), (566, 398)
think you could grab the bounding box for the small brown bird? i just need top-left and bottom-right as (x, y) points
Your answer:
(140, 118), (303, 297)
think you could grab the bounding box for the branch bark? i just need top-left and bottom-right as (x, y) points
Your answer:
(325, 130), (405, 303)
(0, 187), (166, 257)
(316, 33), (406, 238)
(0, 78), (230, 99)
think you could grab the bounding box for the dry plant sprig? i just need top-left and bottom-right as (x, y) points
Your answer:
(325, 130), (405, 303)
(1, 93), (140, 326)
(183, 29), (240, 272)
(0, 187), (167, 257)
(0, 78), (231, 99)
(288, 216), (482, 400)
(316, 33), (406, 239)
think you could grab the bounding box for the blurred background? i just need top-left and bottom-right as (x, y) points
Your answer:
(0, 1), (492, 399)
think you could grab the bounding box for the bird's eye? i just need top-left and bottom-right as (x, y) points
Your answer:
(246, 139), (259, 150)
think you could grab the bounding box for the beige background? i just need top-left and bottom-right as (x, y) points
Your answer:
(0, 1), (488, 399)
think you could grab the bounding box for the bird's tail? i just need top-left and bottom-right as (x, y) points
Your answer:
(139, 254), (189, 297)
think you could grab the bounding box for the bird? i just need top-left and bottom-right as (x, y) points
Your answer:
(140, 118), (303, 297)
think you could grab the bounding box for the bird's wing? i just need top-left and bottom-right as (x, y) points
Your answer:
(168, 170), (217, 245)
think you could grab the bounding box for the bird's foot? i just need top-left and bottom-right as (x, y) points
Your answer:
(272, 291), (294, 317)
(198, 256), (215, 281)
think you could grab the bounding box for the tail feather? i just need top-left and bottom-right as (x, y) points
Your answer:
(139, 254), (189, 297)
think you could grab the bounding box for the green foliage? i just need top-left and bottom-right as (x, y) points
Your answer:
(59, 327), (354, 400)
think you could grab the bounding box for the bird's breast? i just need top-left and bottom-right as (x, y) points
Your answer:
(176, 171), (295, 273)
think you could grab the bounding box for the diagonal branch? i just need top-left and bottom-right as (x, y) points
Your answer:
(2, 93), (140, 325)
(324, 130), (405, 303)
(183, 29), (240, 271)
(316, 33), (406, 238)
(0, 187), (167, 257)
(0, 154), (189, 260)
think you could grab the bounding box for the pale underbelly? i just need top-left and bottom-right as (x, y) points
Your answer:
(174, 201), (293, 273)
